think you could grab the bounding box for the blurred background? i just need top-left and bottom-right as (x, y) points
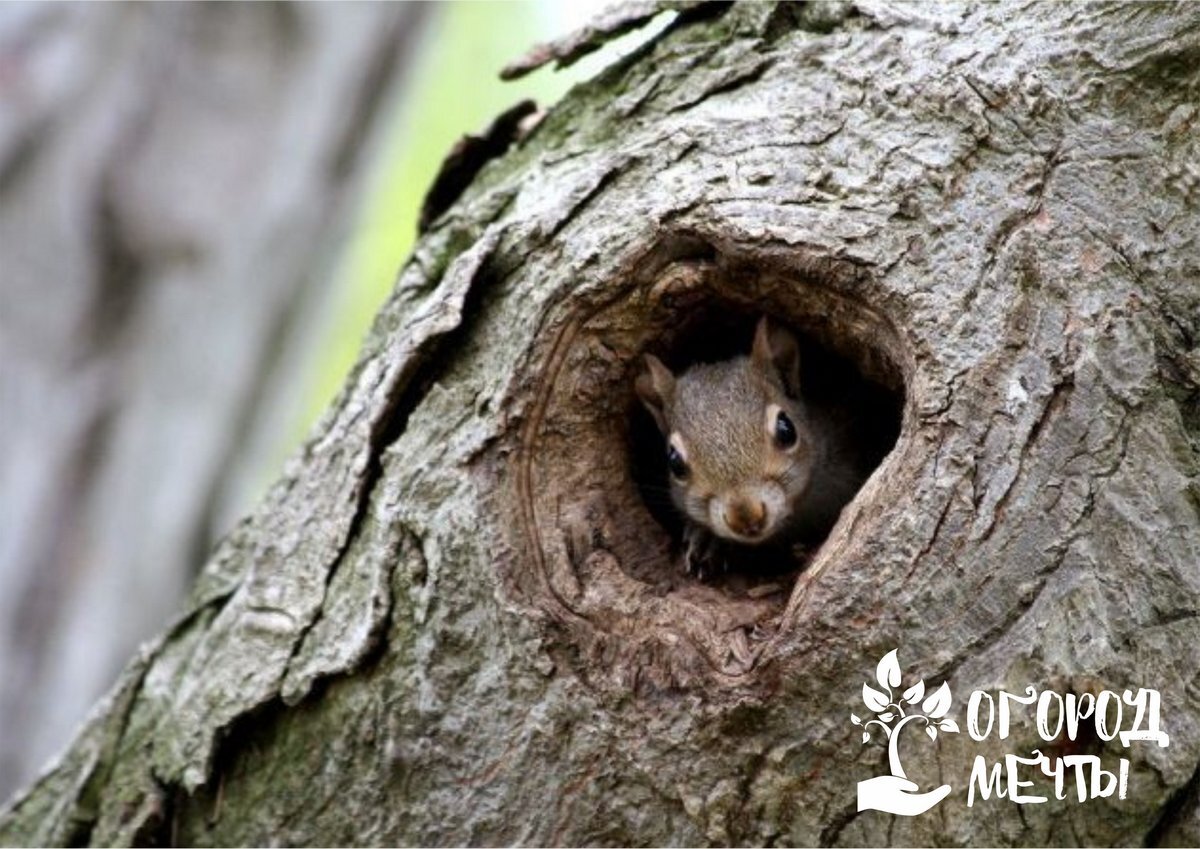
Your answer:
(0, 0), (668, 803)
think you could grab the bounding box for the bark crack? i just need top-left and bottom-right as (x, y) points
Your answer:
(546, 162), (628, 242)
(973, 372), (1075, 544)
(665, 56), (775, 114)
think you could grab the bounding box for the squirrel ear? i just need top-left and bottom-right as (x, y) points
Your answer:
(752, 317), (801, 395)
(635, 354), (675, 433)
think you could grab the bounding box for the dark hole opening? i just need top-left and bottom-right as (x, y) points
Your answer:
(627, 303), (903, 590)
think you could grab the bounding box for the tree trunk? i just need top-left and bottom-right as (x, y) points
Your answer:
(3, 2), (1199, 845)
(0, 2), (423, 803)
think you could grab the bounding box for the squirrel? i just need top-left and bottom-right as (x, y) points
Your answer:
(635, 316), (866, 578)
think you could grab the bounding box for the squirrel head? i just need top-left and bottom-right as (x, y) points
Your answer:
(635, 317), (815, 545)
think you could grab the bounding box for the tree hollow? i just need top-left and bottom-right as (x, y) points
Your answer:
(502, 237), (910, 693)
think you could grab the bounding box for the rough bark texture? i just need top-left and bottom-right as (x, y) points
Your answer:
(0, 3), (421, 802)
(3, 2), (1199, 846)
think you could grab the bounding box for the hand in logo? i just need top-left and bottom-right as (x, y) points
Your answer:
(856, 775), (952, 816)
(853, 649), (959, 816)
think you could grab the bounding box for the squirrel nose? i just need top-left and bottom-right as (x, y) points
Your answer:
(725, 498), (767, 537)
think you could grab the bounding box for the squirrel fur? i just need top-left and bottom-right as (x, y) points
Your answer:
(635, 316), (865, 577)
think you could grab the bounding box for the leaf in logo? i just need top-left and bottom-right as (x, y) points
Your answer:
(850, 714), (861, 725)
(862, 731), (870, 744)
(876, 648), (901, 690)
(926, 726), (937, 741)
(922, 682), (952, 719)
(902, 680), (925, 705)
(863, 683), (889, 713)
(879, 712), (895, 722)
(939, 719), (959, 733)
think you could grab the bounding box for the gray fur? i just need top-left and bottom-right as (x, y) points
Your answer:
(637, 320), (866, 570)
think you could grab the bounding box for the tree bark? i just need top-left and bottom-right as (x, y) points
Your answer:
(0, 2), (422, 802)
(3, 1), (1199, 846)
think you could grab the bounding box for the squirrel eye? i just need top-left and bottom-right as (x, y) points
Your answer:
(774, 410), (798, 449)
(666, 444), (689, 479)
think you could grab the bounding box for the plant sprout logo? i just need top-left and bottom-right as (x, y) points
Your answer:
(852, 649), (958, 816)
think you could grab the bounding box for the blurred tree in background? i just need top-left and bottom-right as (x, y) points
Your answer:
(0, 0), (644, 803)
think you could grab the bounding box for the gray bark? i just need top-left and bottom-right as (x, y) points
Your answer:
(0, 1), (421, 802)
(3, 1), (1200, 846)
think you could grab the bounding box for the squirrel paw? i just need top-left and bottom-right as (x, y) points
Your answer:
(790, 540), (816, 564)
(683, 525), (726, 580)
